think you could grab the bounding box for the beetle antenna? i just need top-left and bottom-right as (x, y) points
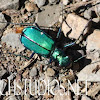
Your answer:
(73, 55), (87, 63)
(64, 18), (92, 48)
(1, 52), (30, 60)
(75, 18), (92, 44)
(34, 23), (41, 29)
(73, 50), (100, 63)
(73, 55), (100, 64)
(0, 21), (35, 25)
(56, 2), (63, 39)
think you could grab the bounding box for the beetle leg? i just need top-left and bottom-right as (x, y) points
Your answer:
(56, 27), (62, 39)
(64, 41), (76, 48)
(49, 58), (52, 64)
(56, 2), (63, 39)
(29, 52), (35, 59)
(64, 19), (92, 48)
(34, 23), (41, 30)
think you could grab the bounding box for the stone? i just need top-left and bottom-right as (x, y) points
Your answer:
(30, 67), (37, 77)
(77, 62), (100, 81)
(15, 74), (21, 82)
(7, 96), (17, 100)
(0, 69), (7, 79)
(24, 95), (30, 100)
(97, 95), (100, 100)
(39, 73), (45, 80)
(0, 0), (19, 10)
(81, 95), (91, 100)
(92, 17), (100, 23)
(29, 0), (35, 2)
(95, 0), (100, 16)
(62, 13), (91, 39)
(35, 5), (61, 27)
(44, 72), (54, 83)
(61, 73), (75, 83)
(7, 73), (17, 80)
(25, 2), (38, 12)
(16, 56), (21, 61)
(86, 29), (100, 51)
(83, 5), (100, 20)
(49, 79), (57, 87)
(59, 15), (64, 23)
(46, 68), (55, 77)
(0, 44), (2, 48)
(1, 28), (25, 52)
(62, 0), (69, 5)
(82, 0), (88, 1)
(49, 0), (59, 5)
(22, 69), (29, 78)
(87, 84), (100, 97)
(8, 64), (15, 73)
(54, 89), (72, 100)
(2, 9), (20, 18)
(0, 13), (7, 30)
(43, 92), (53, 99)
(0, 80), (7, 96)
(84, 9), (92, 19)
(34, 0), (46, 8)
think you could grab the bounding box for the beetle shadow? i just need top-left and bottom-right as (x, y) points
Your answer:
(42, 28), (92, 71)
(66, 46), (92, 71)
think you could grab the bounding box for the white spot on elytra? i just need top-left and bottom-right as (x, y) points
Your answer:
(41, 32), (44, 35)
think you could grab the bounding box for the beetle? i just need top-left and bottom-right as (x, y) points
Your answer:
(20, 25), (71, 66)
(0, 18), (91, 67)
(19, 18), (91, 67)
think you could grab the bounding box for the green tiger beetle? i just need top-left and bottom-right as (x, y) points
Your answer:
(20, 18), (92, 67)
(0, 18), (92, 67)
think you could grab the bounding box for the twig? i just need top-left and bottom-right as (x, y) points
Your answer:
(18, 54), (38, 71)
(63, 0), (99, 12)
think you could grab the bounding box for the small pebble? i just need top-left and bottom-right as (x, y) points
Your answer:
(25, 2), (38, 12)
(7, 73), (17, 80)
(0, 69), (7, 79)
(43, 92), (53, 99)
(7, 96), (17, 100)
(81, 95), (91, 100)
(95, 0), (100, 16)
(30, 67), (38, 77)
(49, 0), (59, 5)
(92, 17), (100, 23)
(34, 0), (46, 8)
(22, 69), (29, 78)
(46, 68), (55, 77)
(0, 44), (2, 48)
(0, 13), (7, 30)
(16, 56), (21, 61)
(62, 0), (69, 5)
(29, 0), (35, 2)
(0, 80), (7, 96)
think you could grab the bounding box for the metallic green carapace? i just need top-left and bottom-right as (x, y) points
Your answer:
(51, 48), (70, 66)
(20, 26), (70, 66)
(20, 26), (54, 57)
